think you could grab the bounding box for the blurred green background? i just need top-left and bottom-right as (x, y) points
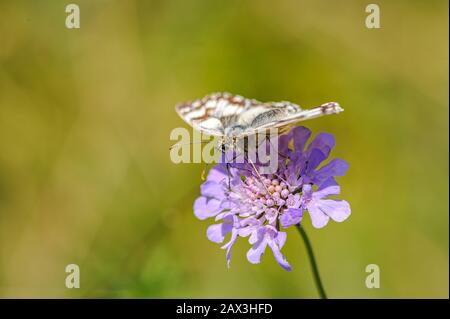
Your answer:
(0, 0), (448, 298)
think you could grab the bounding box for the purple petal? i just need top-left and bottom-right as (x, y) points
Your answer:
(221, 228), (239, 268)
(292, 126), (312, 152)
(306, 148), (328, 172)
(286, 153), (309, 188)
(307, 132), (335, 159)
(285, 163), (302, 188)
(219, 199), (231, 211)
(278, 133), (291, 157)
(238, 218), (263, 242)
(307, 204), (330, 228)
(280, 208), (303, 228)
(240, 216), (259, 226)
(193, 197), (222, 220)
(267, 239), (292, 271)
(275, 231), (287, 248)
(317, 177), (339, 190)
(246, 238), (269, 264)
(207, 165), (228, 183)
(215, 211), (232, 221)
(316, 199), (351, 222)
(313, 158), (349, 186)
(264, 208), (278, 224)
(206, 222), (233, 243)
(200, 180), (225, 198)
(248, 229), (259, 244)
(313, 184), (340, 199)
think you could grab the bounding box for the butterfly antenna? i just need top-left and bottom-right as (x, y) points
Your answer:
(169, 140), (209, 151)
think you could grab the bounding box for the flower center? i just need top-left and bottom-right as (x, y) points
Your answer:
(244, 176), (292, 213)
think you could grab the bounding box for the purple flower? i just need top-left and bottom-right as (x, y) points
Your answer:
(193, 126), (351, 271)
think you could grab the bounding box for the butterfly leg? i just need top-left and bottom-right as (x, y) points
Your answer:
(226, 162), (232, 191)
(225, 151), (241, 191)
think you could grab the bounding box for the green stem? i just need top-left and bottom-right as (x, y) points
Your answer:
(296, 223), (327, 299)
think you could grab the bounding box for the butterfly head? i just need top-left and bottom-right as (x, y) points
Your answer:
(217, 135), (235, 153)
(216, 124), (246, 153)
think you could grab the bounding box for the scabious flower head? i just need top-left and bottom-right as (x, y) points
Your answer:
(194, 126), (351, 271)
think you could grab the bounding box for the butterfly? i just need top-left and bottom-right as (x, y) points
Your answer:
(175, 92), (343, 152)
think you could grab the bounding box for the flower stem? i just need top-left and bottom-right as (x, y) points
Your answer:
(296, 223), (327, 299)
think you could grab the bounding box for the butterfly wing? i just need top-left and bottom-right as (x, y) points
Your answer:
(175, 92), (261, 137)
(237, 102), (344, 137)
(175, 97), (224, 137)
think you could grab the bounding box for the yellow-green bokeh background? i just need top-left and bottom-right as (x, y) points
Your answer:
(0, 0), (448, 298)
